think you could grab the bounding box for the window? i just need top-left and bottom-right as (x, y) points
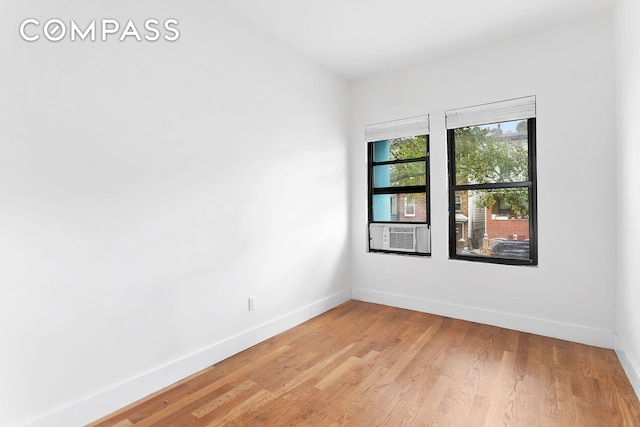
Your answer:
(498, 198), (511, 218)
(366, 115), (430, 256)
(404, 195), (416, 217)
(446, 97), (537, 265)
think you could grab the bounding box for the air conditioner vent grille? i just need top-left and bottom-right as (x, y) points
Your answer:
(389, 229), (415, 250)
(389, 227), (413, 233)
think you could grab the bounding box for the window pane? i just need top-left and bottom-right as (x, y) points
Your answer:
(454, 120), (528, 185)
(454, 188), (530, 260)
(373, 136), (426, 162)
(373, 162), (426, 188)
(372, 192), (427, 222)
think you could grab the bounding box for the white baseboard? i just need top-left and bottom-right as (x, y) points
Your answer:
(18, 287), (625, 427)
(615, 334), (640, 400)
(20, 288), (352, 427)
(351, 287), (615, 349)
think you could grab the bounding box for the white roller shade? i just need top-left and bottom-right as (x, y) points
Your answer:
(365, 114), (429, 142)
(446, 96), (536, 129)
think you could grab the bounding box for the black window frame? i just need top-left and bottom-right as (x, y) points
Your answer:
(367, 135), (431, 256)
(447, 118), (538, 266)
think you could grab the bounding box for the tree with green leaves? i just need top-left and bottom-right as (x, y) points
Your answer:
(386, 136), (427, 187)
(454, 121), (529, 217)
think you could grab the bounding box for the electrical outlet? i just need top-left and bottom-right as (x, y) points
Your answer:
(248, 296), (256, 311)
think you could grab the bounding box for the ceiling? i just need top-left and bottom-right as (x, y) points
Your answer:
(218, 0), (614, 78)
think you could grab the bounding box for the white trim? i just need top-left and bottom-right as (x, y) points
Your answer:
(351, 287), (615, 349)
(615, 334), (640, 401)
(19, 289), (353, 427)
(365, 114), (429, 142)
(446, 96), (536, 129)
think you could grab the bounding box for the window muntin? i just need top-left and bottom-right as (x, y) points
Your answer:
(447, 116), (537, 266)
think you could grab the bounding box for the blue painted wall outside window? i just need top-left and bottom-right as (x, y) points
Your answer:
(373, 140), (390, 221)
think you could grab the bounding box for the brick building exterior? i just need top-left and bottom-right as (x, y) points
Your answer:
(455, 191), (530, 251)
(396, 193), (427, 222)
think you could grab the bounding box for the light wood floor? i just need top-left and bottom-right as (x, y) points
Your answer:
(89, 300), (640, 426)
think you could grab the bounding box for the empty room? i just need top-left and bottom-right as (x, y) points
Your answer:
(2, 0), (639, 426)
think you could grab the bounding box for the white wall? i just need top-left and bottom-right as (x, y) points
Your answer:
(0, 2), (350, 426)
(615, 0), (640, 397)
(350, 14), (617, 347)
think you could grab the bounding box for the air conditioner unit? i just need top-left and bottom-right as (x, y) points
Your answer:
(369, 224), (430, 254)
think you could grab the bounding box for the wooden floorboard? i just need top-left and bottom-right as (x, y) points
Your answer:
(88, 301), (640, 426)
